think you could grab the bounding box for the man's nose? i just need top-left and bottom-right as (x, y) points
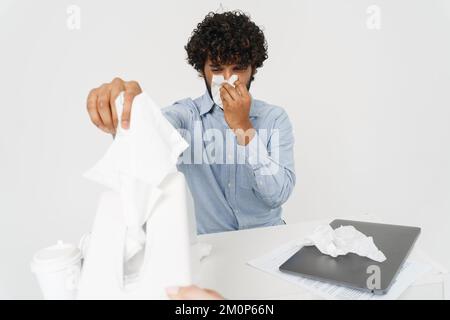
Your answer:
(222, 69), (233, 80)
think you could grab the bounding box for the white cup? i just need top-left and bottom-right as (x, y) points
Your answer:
(31, 240), (82, 300)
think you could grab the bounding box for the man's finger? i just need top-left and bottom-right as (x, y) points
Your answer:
(109, 78), (125, 131)
(166, 286), (223, 300)
(220, 87), (233, 111)
(96, 86), (115, 133)
(234, 80), (250, 99)
(177, 286), (216, 300)
(86, 90), (107, 132)
(222, 83), (239, 101)
(121, 91), (134, 129)
(220, 87), (233, 103)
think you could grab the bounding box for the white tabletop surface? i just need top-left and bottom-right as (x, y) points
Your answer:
(197, 215), (449, 300)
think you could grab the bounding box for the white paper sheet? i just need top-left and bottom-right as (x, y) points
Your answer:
(247, 240), (432, 300)
(444, 274), (450, 300)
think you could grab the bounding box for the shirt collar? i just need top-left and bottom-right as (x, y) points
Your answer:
(197, 90), (260, 118)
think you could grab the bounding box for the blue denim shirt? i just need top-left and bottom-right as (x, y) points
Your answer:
(161, 91), (295, 234)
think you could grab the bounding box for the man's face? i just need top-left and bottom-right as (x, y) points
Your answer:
(203, 57), (254, 97)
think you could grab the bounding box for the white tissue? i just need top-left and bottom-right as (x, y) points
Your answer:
(211, 74), (238, 109)
(83, 92), (189, 262)
(302, 224), (387, 262)
(77, 173), (197, 299)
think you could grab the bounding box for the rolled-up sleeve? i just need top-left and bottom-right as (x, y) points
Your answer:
(236, 110), (296, 208)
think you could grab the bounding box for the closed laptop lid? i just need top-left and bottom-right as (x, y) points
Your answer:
(279, 219), (421, 294)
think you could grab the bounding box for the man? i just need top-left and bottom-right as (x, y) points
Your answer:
(86, 11), (295, 235)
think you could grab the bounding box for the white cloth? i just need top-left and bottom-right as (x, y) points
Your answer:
(211, 74), (238, 109)
(301, 224), (387, 262)
(83, 92), (189, 261)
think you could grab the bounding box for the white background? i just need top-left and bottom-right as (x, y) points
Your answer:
(1, 0), (449, 299)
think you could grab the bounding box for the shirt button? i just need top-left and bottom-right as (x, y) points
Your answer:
(228, 183), (231, 187)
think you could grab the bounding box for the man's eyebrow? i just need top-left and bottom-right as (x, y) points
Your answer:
(209, 64), (222, 68)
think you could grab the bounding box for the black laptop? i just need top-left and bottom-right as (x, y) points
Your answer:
(279, 219), (421, 294)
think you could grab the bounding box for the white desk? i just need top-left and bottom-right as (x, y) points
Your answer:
(197, 216), (448, 300)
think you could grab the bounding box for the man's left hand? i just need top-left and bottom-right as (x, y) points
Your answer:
(220, 80), (255, 145)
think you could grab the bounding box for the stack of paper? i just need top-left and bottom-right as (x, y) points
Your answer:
(247, 240), (432, 300)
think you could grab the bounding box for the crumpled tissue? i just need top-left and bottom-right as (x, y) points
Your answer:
(301, 224), (387, 262)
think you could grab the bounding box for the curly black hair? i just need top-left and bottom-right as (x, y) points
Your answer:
(185, 11), (268, 80)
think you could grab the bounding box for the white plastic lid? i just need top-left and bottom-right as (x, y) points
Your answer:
(31, 240), (82, 273)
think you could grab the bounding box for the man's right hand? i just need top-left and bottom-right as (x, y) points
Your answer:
(86, 77), (142, 134)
